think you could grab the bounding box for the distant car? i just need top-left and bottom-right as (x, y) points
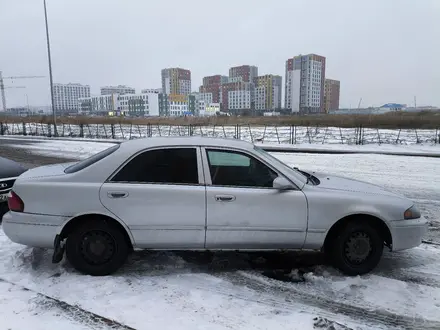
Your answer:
(0, 157), (27, 221)
(2, 137), (428, 276)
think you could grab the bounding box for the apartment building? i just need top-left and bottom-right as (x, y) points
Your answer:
(78, 94), (118, 114)
(199, 75), (228, 104)
(141, 88), (162, 94)
(100, 85), (135, 95)
(54, 83), (90, 113)
(158, 93), (196, 116)
(254, 75), (282, 111)
(285, 54), (326, 113)
(79, 92), (159, 116)
(117, 93), (159, 116)
(219, 65), (258, 113)
(161, 68), (191, 95)
(229, 65), (258, 83)
(324, 79), (340, 112)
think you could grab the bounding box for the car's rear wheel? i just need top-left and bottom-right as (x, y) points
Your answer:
(66, 219), (129, 276)
(329, 221), (383, 276)
(0, 202), (8, 223)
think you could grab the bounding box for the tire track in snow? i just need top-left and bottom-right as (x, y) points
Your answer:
(0, 277), (136, 330)
(209, 271), (440, 330)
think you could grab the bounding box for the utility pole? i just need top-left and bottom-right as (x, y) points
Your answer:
(0, 71), (6, 112)
(43, 0), (57, 136)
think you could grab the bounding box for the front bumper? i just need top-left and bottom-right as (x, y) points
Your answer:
(390, 217), (428, 251)
(2, 211), (68, 248)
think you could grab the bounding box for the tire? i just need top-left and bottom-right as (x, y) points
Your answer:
(0, 202), (8, 223)
(328, 221), (383, 276)
(65, 218), (130, 276)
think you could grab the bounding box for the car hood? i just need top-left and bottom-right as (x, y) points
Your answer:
(309, 171), (402, 198)
(0, 157), (27, 179)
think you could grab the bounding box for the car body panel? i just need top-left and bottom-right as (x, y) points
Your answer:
(100, 183), (206, 248)
(1, 136), (428, 254)
(199, 146), (308, 249)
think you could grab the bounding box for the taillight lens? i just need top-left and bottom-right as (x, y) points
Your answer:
(8, 191), (24, 212)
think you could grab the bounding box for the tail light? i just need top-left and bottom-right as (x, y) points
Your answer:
(8, 191), (24, 212)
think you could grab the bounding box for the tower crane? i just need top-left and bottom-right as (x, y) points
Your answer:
(0, 71), (45, 111)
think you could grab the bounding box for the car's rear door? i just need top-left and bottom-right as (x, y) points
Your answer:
(202, 147), (308, 249)
(100, 146), (206, 249)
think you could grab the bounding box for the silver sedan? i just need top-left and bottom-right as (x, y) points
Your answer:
(2, 137), (428, 276)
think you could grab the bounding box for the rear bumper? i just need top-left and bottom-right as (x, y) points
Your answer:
(2, 211), (68, 248)
(390, 218), (428, 251)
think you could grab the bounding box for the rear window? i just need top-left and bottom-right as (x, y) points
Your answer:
(64, 144), (120, 174)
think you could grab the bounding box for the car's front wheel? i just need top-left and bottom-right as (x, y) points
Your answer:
(329, 221), (383, 276)
(66, 219), (130, 276)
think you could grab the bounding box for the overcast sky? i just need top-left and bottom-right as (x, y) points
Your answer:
(1, 0), (439, 109)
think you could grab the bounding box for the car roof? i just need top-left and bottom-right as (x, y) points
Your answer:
(120, 136), (255, 151)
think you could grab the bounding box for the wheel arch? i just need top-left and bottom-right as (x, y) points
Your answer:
(58, 212), (135, 248)
(323, 213), (392, 252)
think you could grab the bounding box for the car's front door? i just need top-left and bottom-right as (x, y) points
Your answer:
(100, 147), (206, 249)
(202, 147), (308, 249)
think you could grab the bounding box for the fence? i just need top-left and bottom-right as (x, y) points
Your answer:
(1, 122), (440, 145)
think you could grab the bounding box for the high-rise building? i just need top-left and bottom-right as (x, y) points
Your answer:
(220, 65), (258, 113)
(199, 75), (228, 104)
(100, 85), (135, 95)
(229, 65), (258, 83)
(53, 83), (90, 114)
(324, 79), (340, 112)
(285, 54), (326, 114)
(254, 75), (282, 111)
(221, 81), (254, 113)
(161, 68), (191, 95)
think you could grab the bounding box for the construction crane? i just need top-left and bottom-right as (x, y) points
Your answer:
(0, 71), (45, 111)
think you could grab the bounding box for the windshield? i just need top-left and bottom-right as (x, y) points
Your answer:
(253, 146), (308, 185)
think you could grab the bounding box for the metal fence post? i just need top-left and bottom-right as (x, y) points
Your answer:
(111, 124), (115, 139)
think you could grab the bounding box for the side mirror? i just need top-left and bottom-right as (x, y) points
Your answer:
(273, 177), (294, 190)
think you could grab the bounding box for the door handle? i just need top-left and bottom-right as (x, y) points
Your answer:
(215, 195), (236, 202)
(108, 191), (128, 198)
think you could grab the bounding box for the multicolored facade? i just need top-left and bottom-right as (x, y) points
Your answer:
(285, 54), (326, 114)
(254, 75), (282, 110)
(324, 79), (340, 113)
(161, 68), (191, 96)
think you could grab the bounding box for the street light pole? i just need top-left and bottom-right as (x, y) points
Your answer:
(43, 0), (57, 136)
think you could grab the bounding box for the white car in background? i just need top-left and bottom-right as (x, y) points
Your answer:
(2, 137), (427, 276)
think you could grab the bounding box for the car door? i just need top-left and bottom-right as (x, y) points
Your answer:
(202, 147), (308, 249)
(100, 146), (206, 249)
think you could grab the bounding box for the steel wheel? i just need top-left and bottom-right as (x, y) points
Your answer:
(80, 230), (116, 265)
(328, 221), (384, 276)
(66, 218), (130, 276)
(344, 231), (373, 265)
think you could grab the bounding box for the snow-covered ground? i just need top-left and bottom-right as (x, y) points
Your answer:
(1, 138), (440, 329)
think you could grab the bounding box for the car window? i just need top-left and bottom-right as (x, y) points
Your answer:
(206, 149), (278, 188)
(111, 148), (199, 185)
(64, 144), (120, 174)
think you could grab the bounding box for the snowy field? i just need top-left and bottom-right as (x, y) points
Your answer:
(1, 138), (440, 329)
